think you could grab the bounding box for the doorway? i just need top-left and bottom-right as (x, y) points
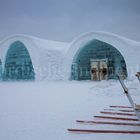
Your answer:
(71, 39), (127, 80)
(3, 41), (35, 81)
(90, 59), (108, 81)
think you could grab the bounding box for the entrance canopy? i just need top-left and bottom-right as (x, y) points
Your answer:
(65, 31), (140, 80)
(0, 34), (68, 81)
(71, 39), (127, 80)
(3, 41), (35, 81)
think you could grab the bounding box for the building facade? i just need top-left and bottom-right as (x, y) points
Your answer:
(0, 32), (140, 81)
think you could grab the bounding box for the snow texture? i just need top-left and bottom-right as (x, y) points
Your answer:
(0, 80), (140, 140)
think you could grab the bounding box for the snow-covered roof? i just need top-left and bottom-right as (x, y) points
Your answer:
(65, 31), (140, 79)
(0, 34), (69, 51)
(0, 34), (70, 81)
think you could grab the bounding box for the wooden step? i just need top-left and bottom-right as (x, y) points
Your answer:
(110, 105), (132, 109)
(100, 111), (136, 116)
(104, 109), (134, 112)
(68, 129), (140, 134)
(94, 116), (139, 121)
(76, 120), (140, 126)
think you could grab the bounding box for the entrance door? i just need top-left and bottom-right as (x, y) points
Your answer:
(90, 61), (99, 80)
(90, 59), (108, 81)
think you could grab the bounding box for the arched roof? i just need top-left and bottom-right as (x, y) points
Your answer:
(65, 31), (140, 79)
(0, 34), (69, 80)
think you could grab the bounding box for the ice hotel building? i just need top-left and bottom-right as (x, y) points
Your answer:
(0, 31), (140, 81)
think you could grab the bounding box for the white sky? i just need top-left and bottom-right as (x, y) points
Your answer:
(0, 0), (140, 42)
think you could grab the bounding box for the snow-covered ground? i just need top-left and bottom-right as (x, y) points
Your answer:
(0, 80), (140, 140)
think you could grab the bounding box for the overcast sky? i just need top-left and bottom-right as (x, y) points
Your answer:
(0, 0), (140, 42)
